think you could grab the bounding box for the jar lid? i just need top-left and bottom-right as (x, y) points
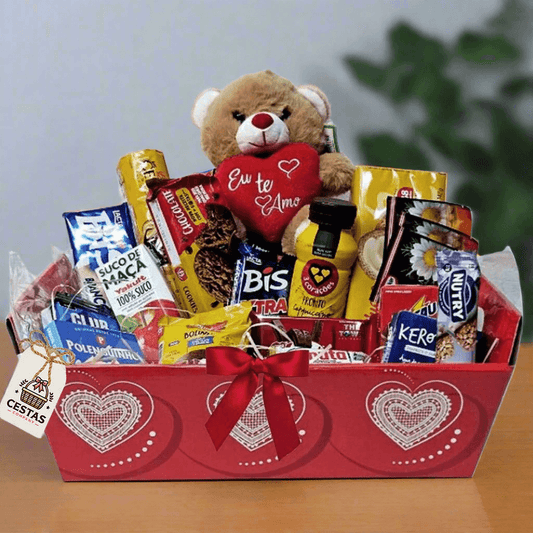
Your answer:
(309, 198), (357, 229)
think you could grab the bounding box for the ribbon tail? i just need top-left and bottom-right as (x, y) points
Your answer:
(263, 375), (301, 460)
(206, 373), (258, 451)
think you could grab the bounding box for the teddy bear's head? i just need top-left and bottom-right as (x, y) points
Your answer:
(192, 70), (331, 167)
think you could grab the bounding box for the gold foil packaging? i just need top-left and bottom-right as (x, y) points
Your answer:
(117, 149), (171, 263)
(345, 166), (447, 320)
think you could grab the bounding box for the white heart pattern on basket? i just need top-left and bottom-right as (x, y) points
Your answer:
(57, 381), (154, 454)
(365, 380), (464, 450)
(207, 382), (306, 452)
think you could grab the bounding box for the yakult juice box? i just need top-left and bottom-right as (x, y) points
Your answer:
(96, 244), (180, 363)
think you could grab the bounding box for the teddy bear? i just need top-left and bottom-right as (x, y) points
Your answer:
(191, 70), (355, 254)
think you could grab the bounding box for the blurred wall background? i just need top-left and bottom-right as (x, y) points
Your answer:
(2, 1), (529, 336)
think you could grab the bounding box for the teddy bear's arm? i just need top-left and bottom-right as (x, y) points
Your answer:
(319, 152), (355, 194)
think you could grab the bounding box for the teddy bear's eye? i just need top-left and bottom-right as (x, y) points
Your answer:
(280, 107), (291, 121)
(232, 111), (246, 123)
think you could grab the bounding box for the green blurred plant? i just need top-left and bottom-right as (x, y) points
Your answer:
(344, 0), (533, 341)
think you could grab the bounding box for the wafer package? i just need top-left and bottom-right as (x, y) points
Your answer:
(147, 174), (238, 314)
(63, 203), (137, 307)
(345, 166), (447, 319)
(436, 249), (480, 363)
(116, 149), (192, 309)
(231, 238), (295, 316)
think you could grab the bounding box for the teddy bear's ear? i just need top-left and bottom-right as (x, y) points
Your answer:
(191, 88), (221, 128)
(296, 85), (331, 122)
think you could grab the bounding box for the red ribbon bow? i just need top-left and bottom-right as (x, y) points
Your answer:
(32, 376), (48, 393)
(205, 347), (309, 460)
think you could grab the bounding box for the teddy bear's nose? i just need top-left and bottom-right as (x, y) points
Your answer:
(251, 113), (274, 130)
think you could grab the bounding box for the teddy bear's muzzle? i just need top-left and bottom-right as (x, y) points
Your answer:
(236, 112), (290, 155)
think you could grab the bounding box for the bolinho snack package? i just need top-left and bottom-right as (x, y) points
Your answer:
(158, 302), (253, 364)
(345, 166), (447, 320)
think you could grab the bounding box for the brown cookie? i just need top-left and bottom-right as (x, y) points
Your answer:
(194, 248), (235, 304)
(196, 205), (237, 250)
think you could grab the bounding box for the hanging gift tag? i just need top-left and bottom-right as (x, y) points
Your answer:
(0, 336), (72, 438)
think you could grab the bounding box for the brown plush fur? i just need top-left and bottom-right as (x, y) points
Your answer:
(196, 71), (355, 254)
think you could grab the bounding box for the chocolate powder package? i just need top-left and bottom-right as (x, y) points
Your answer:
(435, 249), (480, 363)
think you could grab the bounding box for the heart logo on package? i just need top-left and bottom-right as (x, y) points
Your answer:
(214, 143), (322, 243)
(309, 264), (333, 287)
(207, 381), (306, 452)
(365, 380), (463, 450)
(57, 381), (154, 453)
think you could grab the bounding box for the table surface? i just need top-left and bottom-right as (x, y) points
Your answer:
(0, 325), (531, 533)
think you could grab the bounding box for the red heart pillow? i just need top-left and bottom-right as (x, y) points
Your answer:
(214, 143), (322, 243)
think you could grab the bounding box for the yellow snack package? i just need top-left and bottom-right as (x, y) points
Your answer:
(117, 149), (187, 304)
(117, 149), (170, 251)
(345, 166), (447, 319)
(159, 302), (253, 364)
(117, 150), (195, 313)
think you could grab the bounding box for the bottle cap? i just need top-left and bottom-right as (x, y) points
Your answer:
(309, 198), (357, 229)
